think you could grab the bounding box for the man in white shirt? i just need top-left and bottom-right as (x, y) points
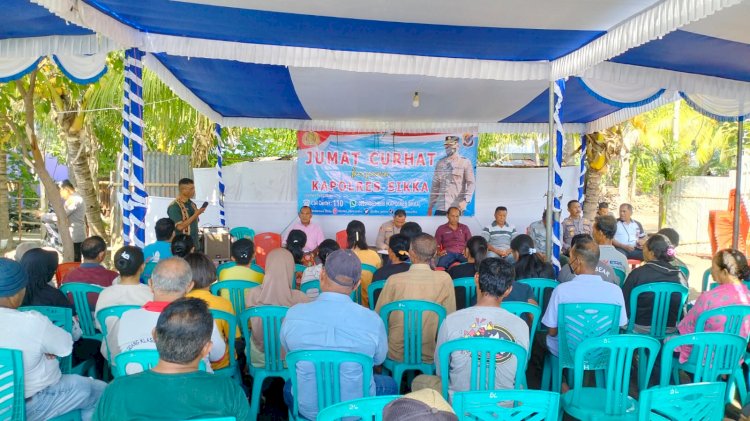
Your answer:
(115, 257), (226, 369)
(0, 258), (105, 421)
(542, 237), (628, 358)
(613, 203), (646, 260)
(593, 214), (630, 276)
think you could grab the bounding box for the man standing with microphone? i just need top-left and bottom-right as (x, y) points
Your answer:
(168, 178), (206, 251)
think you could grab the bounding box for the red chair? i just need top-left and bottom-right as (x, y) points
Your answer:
(254, 232), (282, 269)
(336, 230), (348, 249)
(55, 262), (81, 286)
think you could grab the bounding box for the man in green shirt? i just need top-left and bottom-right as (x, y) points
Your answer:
(93, 297), (251, 421)
(167, 178), (205, 251)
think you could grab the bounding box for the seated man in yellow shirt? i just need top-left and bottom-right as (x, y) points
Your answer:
(219, 238), (264, 283)
(185, 253), (241, 370)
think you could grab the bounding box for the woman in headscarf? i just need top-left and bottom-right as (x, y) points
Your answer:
(244, 248), (311, 367)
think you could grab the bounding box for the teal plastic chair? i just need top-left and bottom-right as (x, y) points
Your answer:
(59, 282), (104, 341)
(638, 382), (725, 421)
(453, 277), (477, 309)
(709, 280), (750, 290)
(437, 337), (528, 400)
(0, 347), (84, 421)
(500, 301), (541, 361)
(230, 226), (255, 241)
(239, 306), (290, 420)
(368, 280), (386, 310)
(285, 350), (374, 420)
(209, 280), (260, 314)
(516, 278), (557, 329)
(678, 265), (690, 282)
(114, 350), (207, 377)
(209, 309), (241, 382)
(0, 348), (25, 420)
(625, 283), (688, 389)
(613, 267), (626, 286)
(96, 305), (139, 363)
(215, 261), (236, 277)
(183, 418), (235, 421)
(542, 302), (623, 393)
(561, 334), (661, 421)
(452, 389), (560, 421)
(660, 332), (745, 392)
(350, 284), (363, 305)
(300, 279), (321, 296)
(626, 283), (688, 339)
(702, 268), (712, 292)
(315, 395), (400, 421)
(141, 261), (158, 283)
(362, 263), (377, 275)
(379, 300), (447, 387)
(19, 306), (93, 376)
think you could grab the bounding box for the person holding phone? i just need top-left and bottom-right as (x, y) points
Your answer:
(168, 178), (206, 252)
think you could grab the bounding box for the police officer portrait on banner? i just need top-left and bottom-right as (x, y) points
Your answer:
(428, 135), (476, 216)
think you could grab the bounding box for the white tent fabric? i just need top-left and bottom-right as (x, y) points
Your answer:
(0, 53), (107, 83)
(680, 93), (750, 121)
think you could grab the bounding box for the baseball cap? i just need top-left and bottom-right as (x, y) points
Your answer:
(323, 249), (362, 287)
(382, 389), (457, 421)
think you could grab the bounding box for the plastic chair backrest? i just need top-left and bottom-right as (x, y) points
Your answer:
(452, 389), (560, 421)
(209, 280), (260, 314)
(702, 268), (712, 292)
(254, 232), (282, 269)
(335, 230), (348, 249)
(626, 282), (688, 339)
(437, 337), (528, 400)
(696, 304), (750, 336)
(216, 261), (236, 277)
(501, 301), (541, 343)
(96, 305), (139, 361)
(238, 306), (288, 373)
(367, 280), (386, 310)
(709, 280), (750, 290)
(300, 280), (321, 296)
(570, 334), (660, 415)
(294, 264), (307, 288)
(114, 350), (207, 377)
(516, 278), (557, 315)
(659, 332), (746, 385)
(679, 265), (690, 281)
(19, 306), (74, 373)
(558, 303), (622, 370)
(379, 300), (447, 367)
(286, 350), (374, 419)
(613, 267), (626, 286)
(230, 227), (255, 241)
(55, 261), (80, 284)
(315, 395), (400, 421)
(142, 261), (158, 282)
(59, 282), (104, 340)
(0, 348), (24, 421)
(453, 277), (477, 310)
(638, 382), (725, 421)
(361, 263), (377, 275)
(182, 418), (235, 421)
(350, 284), (362, 305)
(209, 309), (238, 372)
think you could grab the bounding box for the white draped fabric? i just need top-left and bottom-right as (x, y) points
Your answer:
(0, 53), (107, 84)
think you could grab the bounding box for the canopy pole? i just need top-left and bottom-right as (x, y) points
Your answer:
(733, 117), (745, 249)
(545, 81), (555, 258)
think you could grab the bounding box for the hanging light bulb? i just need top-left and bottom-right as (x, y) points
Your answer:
(412, 91), (420, 108)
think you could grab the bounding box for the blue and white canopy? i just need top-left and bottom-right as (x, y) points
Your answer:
(21, 0), (747, 131)
(0, 0), (113, 83)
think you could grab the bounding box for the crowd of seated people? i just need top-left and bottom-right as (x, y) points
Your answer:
(4, 199), (750, 421)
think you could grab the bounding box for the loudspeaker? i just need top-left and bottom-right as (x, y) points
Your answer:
(203, 227), (231, 260)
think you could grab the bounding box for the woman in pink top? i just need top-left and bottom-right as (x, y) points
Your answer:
(676, 248), (750, 363)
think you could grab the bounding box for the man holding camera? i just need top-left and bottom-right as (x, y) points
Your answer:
(168, 178), (206, 251)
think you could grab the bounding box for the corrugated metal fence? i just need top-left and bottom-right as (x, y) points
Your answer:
(102, 152), (192, 239)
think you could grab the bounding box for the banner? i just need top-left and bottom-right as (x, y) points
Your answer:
(297, 132), (478, 216)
